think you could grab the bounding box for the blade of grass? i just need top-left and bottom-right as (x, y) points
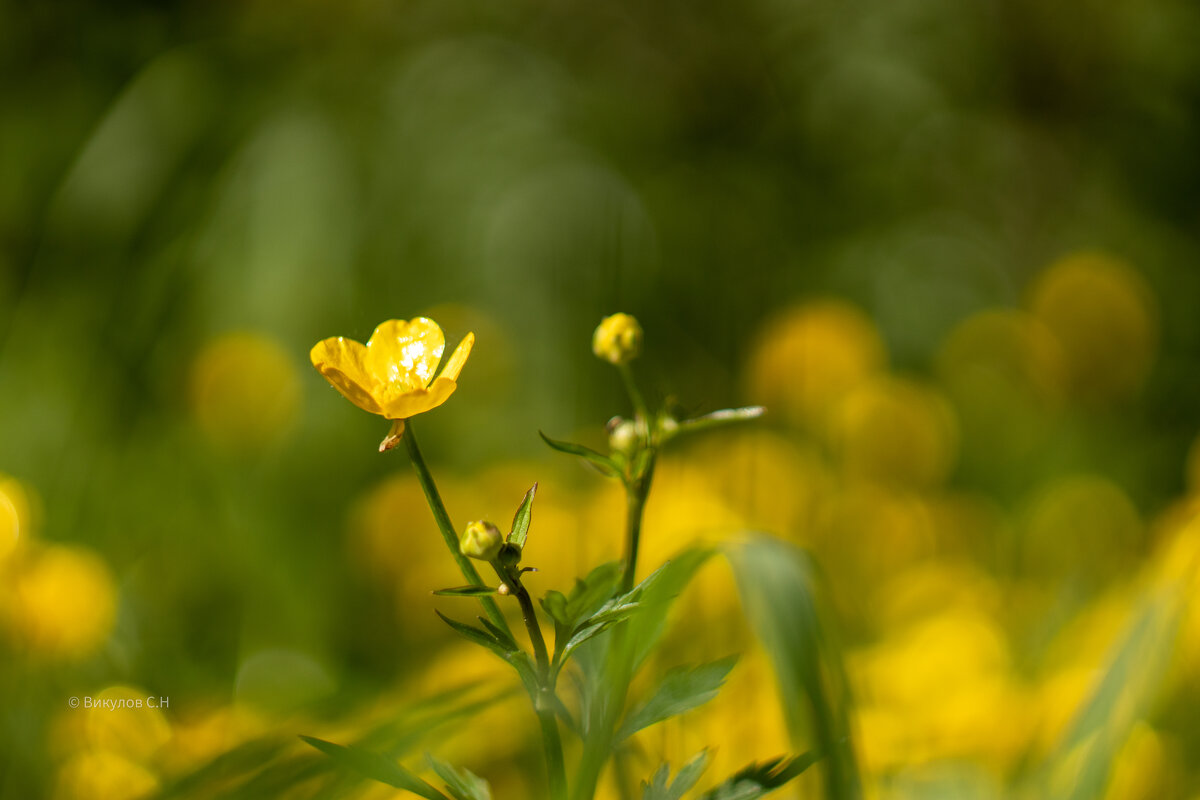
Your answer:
(724, 536), (861, 800)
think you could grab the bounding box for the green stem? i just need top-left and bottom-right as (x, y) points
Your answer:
(617, 362), (648, 426)
(403, 424), (511, 637)
(491, 561), (567, 800)
(514, 579), (552, 679)
(621, 455), (655, 593)
(537, 702), (569, 800)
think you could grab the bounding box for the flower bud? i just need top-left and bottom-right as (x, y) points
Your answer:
(459, 520), (503, 561)
(608, 418), (640, 455)
(592, 313), (643, 365)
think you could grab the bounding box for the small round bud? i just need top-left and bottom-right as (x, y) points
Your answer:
(497, 583), (511, 596)
(608, 418), (640, 455)
(459, 520), (503, 561)
(592, 313), (643, 365)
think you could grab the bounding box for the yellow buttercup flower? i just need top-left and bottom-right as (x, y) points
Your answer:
(592, 313), (642, 365)
(310, 317), (474, 441)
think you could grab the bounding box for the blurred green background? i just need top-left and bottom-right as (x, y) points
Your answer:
(4, 0), (1200, 797)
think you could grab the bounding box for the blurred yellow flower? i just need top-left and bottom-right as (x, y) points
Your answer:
(0, 476), (30, 563)
(53, 750), (158, 800)
(189, 332), (300, 451)
(746, 299), (886, 432)
(5, 545), (117, 660)
(310, 318), (474, 437)
(831, 376), (958, 489)
(83, 686), (172, 762)
(592, 312), (643, 364)
(1028, 252), (1158, 402)
(1104, 722), (1178, 800)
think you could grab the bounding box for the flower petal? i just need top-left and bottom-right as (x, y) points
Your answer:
(366, 318), (446, 391)
(380, 377), (458, 420)
(437, 332), (475, 382)
(310, 337), (383, 414)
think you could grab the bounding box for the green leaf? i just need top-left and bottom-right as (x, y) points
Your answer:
(641, 751), (710, 800)
(623, 549), (715, 669)
(300, 737), (449, 800)
(541, 590), (570, 626)
(435, 611), (514, 659)
(564, 561), (624, 624)
(508, 483), (537, 547)
(544, 561), (625, 666)
(698, 754), (818, 800)
(433, 586), (500, 597)
(425, 754), (492, 800)
(724, 537), (861, 800)
(478, 616), (520, 653)
(616, 656), (737, 741)
(539, 431), (622, 478)
(671, 406), (766, 439)
(1036, 586), (1183, 800)
(556, 620), (617, 674)
(670, 750), (712, 797)
(153, 684), (508, 800)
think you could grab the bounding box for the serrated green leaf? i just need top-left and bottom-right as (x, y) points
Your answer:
(641, 751), (710, 800)
(433, 586), (500, 597)
(617, 656), (737, 741)
(539, 431), (622, 478)
(557, 621), (615, 674)
(565, 562), (624, 623)
(541, 590), (570, 627)
(508, 483), (538, 547)
(698, 753), (818, 800)
(671, 750), (711, 797)
(581, 601), (640, 629)
(644, 763), (671, 799)
(425, 754), (492, 800)
(300, 737), (449, 800)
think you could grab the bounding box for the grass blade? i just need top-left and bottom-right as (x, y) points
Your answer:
(725, 536), (861, 800)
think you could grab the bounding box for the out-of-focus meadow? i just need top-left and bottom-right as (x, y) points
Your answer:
(4, 0), (1200, 798)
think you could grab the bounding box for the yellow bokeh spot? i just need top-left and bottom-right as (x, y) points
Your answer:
(53, 750), (159, 800)
(938, 309), (1067, 404)
(851, 607), (1031, 773)
(5, 544), (117, 660)
(163, 705), (264, 774)
(0, 474), (38, 562)
(831, 377), (958, 488)
(746, 299), (886, 432)
(937, 309), (1065, 465)
(812, 484), (936, 592)
(685, 430), (831, 539)
(1105, 722), (1174, 800)
(83, 686), (172, 763)
(1021, 475), (1142, 582)
(1027, 252), (1158, 402)
(189, 332), (300, 450)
